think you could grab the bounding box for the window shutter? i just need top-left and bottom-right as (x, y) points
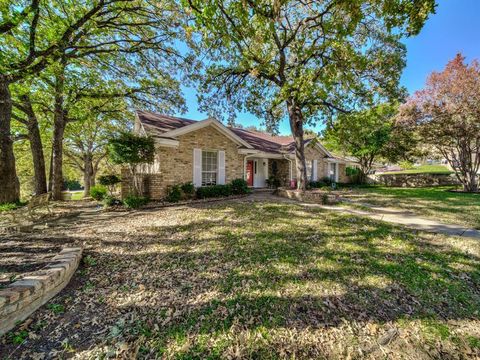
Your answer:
(217, 150), (226, 184)
(312, 160), (318, 181)
(193, 148), (202, 187)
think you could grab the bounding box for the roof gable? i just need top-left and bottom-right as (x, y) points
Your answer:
(161, 118), (254, 149)
(136, 111), (334, 156)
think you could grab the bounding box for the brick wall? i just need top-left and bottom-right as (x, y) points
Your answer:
(0, 247), (83, 336)
(268, 159), (290, 186)
(122, 125), (245, 199)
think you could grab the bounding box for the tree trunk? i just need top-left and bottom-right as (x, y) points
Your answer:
(0, 77), (20, 203)
(51, 63), (67, 200)
(20, 95), (47, 195)
(287, 100), (307, 190)
(48, 145), (53, 191)
(83, 153), (94, 197)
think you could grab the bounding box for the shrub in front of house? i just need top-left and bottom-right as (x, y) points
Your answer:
(123, 195), (149, 209)
(90, 185), (107, 200)
(165, 184), (182, 203)
(98, 174), (121, 195)
(196, 184), (232, 199)
(180, 182), (195, 198)
(230, 178), (250, 194)
(103, 195), (122, 207)
(265, 176), (281, 189)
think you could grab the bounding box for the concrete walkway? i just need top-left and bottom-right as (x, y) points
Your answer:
(246, 192), (480, 239)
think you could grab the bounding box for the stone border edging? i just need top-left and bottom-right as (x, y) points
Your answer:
(0, 246), (83, 336)
(275, 188), (339, 204)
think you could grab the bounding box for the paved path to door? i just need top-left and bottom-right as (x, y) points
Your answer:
(246, 192), (480, 239)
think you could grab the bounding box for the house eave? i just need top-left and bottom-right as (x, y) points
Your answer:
(154, 137), (179, 148)
(161, 118), (254, 149)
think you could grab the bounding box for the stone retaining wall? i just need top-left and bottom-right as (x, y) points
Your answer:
(369, 173), (459, 187)
(0, 246), (83, 336)
(276, 188), (339, 204)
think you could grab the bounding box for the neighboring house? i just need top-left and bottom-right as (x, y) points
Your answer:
(125, 111), (356, 199)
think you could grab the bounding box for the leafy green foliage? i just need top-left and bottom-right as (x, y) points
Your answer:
(346, 167), (361, 177)
(165, 185), (182, 203)
(230, 178), (250, 194)
(98, 174), (122, 197)
(103, 195), (122, 207)
(183, 0), (434, 189)
(47, 303), (65, 314)
(90, 185), (107, 201)
(108, 133), (155, 166)
(63, 179), (82, 191)
(123, 195), (149, 209)
(398, 54), (480, 192)
(8, 330), (29, 345)
(196, 185), (232, 199)
(266, 176), (281, 189)
(324, 103), (407, 182)
(180, 182), (195, 197)
(98, 175), (121, 187)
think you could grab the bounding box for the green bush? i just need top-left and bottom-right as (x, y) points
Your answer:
(399, 160), (414, 170)
(346, 166), (361, 177)
(123, 195), (149, 209)
(98, 174), (121, 186)
(103, 195), (122, 207)
(98, 174), (121, 196)
(320, 176), (333, 186)
(166, 184), (182, 203)
(90, 185), (107, 200)
(231, 178), (250, 194)
(196, 184), (232, 199)
(63, 179), (82, 191)
(180, 182), (195, 197)
(0, 201), (26, 212)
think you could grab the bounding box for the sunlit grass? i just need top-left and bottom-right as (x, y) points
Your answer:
(344, 186), (480, 228)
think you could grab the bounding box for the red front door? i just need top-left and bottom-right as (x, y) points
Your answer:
(246, 160), (254, 186)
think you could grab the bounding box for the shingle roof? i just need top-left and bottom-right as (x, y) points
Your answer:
(136, 111), (330, 156)
(136, 110), (196, 137)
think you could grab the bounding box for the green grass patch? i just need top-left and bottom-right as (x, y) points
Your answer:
(382, 164), (453, 175)
(344, 186), (480, 228)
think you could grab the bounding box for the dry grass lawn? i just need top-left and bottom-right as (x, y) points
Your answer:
(1, 197), (479, 359)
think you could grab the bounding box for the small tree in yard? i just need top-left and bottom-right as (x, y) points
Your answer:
(98, 175), (121, 197)
(324, 104), (416, 183)
(398, 54), (480, 192)
(108, 133), (155, 196)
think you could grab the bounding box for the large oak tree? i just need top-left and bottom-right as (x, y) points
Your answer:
(1, 0), (185, 201)
(183, 0), (435, 190)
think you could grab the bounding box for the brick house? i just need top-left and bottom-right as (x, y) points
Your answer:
(124, 110), (356, 199)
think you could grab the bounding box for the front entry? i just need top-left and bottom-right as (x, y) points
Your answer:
(246, 160), (254, 186)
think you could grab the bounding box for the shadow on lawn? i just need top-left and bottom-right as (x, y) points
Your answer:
(1, 200), (479, 358)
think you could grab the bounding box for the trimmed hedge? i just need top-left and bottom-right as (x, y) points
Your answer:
(196, 184), (232, 199)
(90, 185), (107, 200)
(230, 178), (250, 194)
(166, 184), (182, 203)
(123, 195), (149, 209)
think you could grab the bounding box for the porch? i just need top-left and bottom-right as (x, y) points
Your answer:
(243, 154), (292, 188)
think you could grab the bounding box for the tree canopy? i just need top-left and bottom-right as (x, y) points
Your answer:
(183, 0), (436, 189)
(323, 103), (415, 182)
(1, 0), (187, 202)
(398, 54), (480, 192)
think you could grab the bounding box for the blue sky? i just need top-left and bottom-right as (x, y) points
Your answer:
(178, 0), (480, 135)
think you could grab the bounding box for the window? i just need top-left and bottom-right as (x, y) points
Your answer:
(202, 150), (217, 186)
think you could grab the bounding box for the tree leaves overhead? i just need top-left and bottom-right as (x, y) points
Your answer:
(398, 53), (480, 192)
(184, 0), (435, 128)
